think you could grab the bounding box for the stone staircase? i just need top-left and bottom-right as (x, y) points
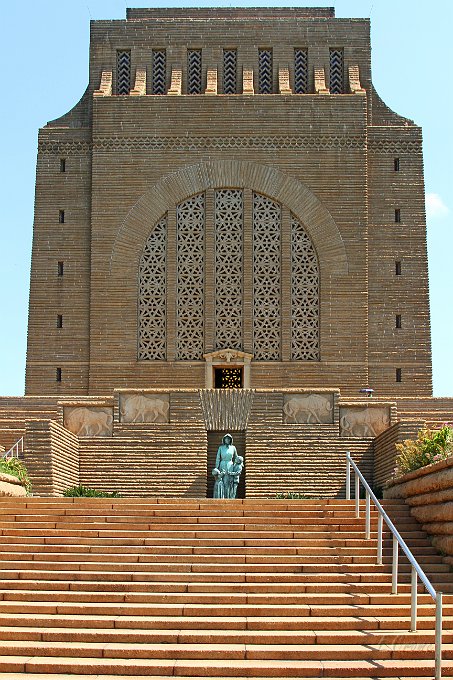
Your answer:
(0, 497), (452, 679)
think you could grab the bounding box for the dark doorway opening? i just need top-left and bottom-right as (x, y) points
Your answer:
(207, 430), (246, 499)
(214, 366), (243, 388)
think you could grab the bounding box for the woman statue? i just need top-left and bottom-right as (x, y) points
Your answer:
(212, 433), (237, 499)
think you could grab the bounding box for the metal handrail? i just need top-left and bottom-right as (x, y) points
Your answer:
(1, 437), (23, 459)
(346, 451), (443, 680)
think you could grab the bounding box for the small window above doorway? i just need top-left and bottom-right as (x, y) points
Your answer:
(215, 367), (243, 389)
(203, 348), (253, 388)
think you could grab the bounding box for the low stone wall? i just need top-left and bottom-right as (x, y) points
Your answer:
(24, 420), (79, 496)
(384, 456), (453, 564)
(373, 421), (423, 489)
(0, 471), (27, 497)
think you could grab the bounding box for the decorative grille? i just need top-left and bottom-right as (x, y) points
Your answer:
(258, 49), (273, 94)
(329, 48), (344, 94)
(138, 216), (167, 360)
(176, 194), (205, 359)
(253, 193), (281, 360)
(152, 50), (166, 95)
(294, 49), (308, 94)
(215, 190), (243, 350)
(223, 49), (237, 94)
(187, 49), (202, 94)
(117, 51), (131, 95)
(291, 216), (319, 360)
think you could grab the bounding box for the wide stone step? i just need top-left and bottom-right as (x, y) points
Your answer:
(0, 654), (451, 677)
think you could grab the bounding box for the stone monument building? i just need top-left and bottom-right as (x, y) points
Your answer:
(0, 7), (450, 498)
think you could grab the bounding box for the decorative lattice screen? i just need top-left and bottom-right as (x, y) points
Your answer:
(152, 50), (166, 95)
(291, 215), (319, 360)
(215, 190), (243, 350)
(117, 51), (131, 94)
(176, 194), (205, 359)
(294, 49), (308, 94)
(138, 216), (167, 359)
(187, 49), (202, 94)
(329, 48), (344, 94)
(223, 49), (237, 94)
(253, 193), (281, 360)
(258, 49), (273, 94)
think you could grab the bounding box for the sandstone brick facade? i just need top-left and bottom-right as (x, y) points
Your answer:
(25, 7), (432, 399)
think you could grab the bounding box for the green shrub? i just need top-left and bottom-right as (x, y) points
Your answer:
(63, 485), (120, 498)
(395, 425), (453, 476)
(0, 457), (32, 493)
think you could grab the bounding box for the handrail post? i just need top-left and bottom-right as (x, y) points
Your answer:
(410, 566), (417, 632)
(365, 491), (371, 540)
(377, 513), (383, 565)
(392, 535), (398, 594)
(346, 453), (351, 500)
(435, 592), (443, 680)
(355, 473), (360, 518)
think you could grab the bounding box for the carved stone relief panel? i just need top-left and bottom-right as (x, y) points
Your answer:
(138, 215), (167, 360)
(64, 407), (113, 437)
(119, 393), (170, 424)
(283, 393), (334, 424)
(215, 189), (243, 350)
(339, 406), (390, 438)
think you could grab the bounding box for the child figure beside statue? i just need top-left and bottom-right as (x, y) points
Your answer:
(212, 433), (243, 499)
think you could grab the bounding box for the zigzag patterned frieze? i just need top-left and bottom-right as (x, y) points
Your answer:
(39, 136), (420, 156)
(90, 135), (366, 152)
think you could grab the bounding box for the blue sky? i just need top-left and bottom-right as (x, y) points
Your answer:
(0, 0), (451, 396)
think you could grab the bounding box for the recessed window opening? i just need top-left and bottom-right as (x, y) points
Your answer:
(57, 261), (64, 277)
(223, 49), (237, 94)
(57, 314), (63, 328)
(395, 261), (402, 275)
(396, 314), (402, 329)
(396, 368), (402, 383)
(152, 49), (166, 95)
(56, 367), (62, 382)
(329, 48), (344, 93)
(187, 49), (202, 94)
(395, 209), (401, 223)
(117, 50), (131, 94)
(294, 48), (308, 94)
(258, 49), (273, 93)
(394, 158), (400, 171)
(59, 210), (65, 224)
(60, 158), (66, 173)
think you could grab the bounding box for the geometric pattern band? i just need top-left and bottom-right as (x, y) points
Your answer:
(138, 189), (320, 362)
(138, 216), (167, 359)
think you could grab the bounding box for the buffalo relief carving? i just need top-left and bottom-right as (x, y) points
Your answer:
(64, 407), (113, 437)
(120, 393), (170, 424)
(339, 406), (390, 438)
(283, 393), (334, 425)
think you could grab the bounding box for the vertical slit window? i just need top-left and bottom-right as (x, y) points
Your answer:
(58, 261), (64, 277)
(59, 210), (65, 224)
(60, 158), (66, 173)
(152, 49), (166, 95)
(258, 49), (273, 93)
(396, 368), (402, 383)
(294, 49), (308, 94)
(395, 261), (402, 276)
(187, 49), (202, 94)
(56, 368), (62, 382)
(396, 314), (402, 329)
(329, 48), (344, 94)
(394, 158), (400, 171)
(117, 50), (131, 94)
(395, 209), (401, 223)
(57, 314), (63, 329)
(223, 49), (237, 94)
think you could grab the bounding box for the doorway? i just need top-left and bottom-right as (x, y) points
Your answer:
(207, 430), (246, 499)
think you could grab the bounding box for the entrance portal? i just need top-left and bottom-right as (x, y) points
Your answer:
(207, 430), (246, 499)
(214, 367), (243, 389)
